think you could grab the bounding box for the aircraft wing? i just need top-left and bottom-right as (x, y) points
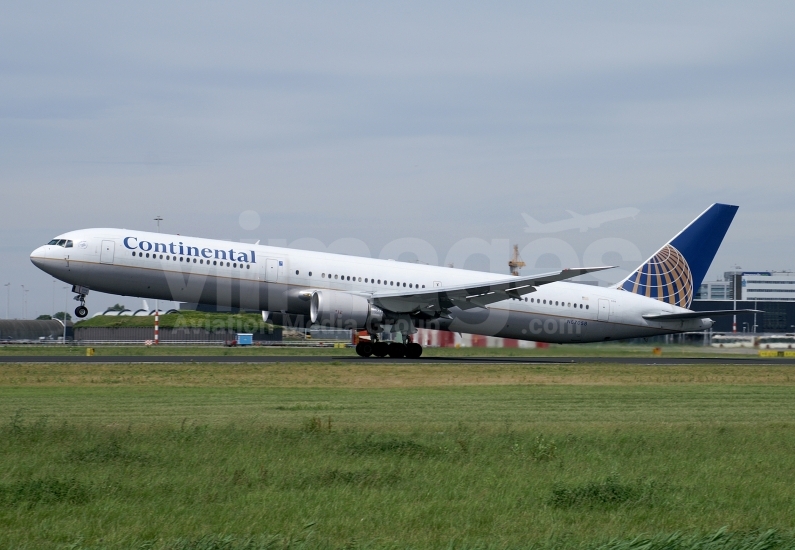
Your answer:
(643, 309), (762, 321)
(368, 266), (614, 314)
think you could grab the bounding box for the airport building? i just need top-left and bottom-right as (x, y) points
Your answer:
(693, 270), (795, 333)
(696, 270), (795, 302)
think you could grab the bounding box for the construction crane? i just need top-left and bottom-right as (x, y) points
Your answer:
(508, 244), (526, 276)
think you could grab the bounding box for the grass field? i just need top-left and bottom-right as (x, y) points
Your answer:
(1, 361), (794, 549)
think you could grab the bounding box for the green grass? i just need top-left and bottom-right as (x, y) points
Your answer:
(1, 363), (794, 549)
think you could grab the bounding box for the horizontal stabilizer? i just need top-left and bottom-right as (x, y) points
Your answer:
(643, 309), (762, 321)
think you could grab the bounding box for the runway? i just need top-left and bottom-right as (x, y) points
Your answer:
(1, 355), (794, 365)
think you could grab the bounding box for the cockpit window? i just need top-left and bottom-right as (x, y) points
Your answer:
(47, 239), (73, 247)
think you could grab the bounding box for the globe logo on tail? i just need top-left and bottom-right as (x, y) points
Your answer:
(621, 244), (693, 308)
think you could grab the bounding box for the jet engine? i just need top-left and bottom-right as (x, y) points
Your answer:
(310, 290), (384, 330)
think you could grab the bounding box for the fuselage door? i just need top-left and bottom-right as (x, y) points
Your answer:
(597, 298), (610, 322)
(100, 240), (115, 264)
(264, 258), (283, 282)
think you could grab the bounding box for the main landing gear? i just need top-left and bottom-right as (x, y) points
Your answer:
(355, 339), (423, 359)
(72, 285), (90, 318)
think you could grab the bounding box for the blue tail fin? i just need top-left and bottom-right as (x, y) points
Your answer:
(618, 203), (739, 308)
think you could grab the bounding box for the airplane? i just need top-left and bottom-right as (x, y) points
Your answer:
(522, 207), (640, 233)
(30, 203), (757, 358)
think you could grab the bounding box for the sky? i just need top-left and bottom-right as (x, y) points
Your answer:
(2, 2), (794, 318)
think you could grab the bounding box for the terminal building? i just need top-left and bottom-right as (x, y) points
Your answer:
(692, 270), (795, 333)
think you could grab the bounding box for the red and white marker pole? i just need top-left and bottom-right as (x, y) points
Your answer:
(154, 307), (160, 345)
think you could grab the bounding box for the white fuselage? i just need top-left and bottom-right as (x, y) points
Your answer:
(30, 228), (713, 343)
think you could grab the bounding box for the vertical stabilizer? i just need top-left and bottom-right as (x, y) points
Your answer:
(618, 204), (738, 308)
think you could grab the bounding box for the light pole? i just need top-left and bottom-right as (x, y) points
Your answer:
(63, 286), (68, 343)
(4, 283), (9, 319)
(154, 216), (163, 345)
(21, 285), (28, 319)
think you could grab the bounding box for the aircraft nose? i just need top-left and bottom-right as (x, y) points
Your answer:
(30, 246), (48, 268)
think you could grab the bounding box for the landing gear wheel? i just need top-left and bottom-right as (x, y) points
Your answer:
(372, 341), (389, 357)
(387, 342), (406, 358)
(356, 341), (373, 357)
(405, 342), (423, 359)
(75, 305), (88, 318)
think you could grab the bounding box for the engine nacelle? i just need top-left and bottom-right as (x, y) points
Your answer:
(310, 290), (384, 330)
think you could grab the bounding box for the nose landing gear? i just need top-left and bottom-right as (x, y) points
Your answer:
(71, 285), (90, 318)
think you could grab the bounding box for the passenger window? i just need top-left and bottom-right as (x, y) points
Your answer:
(309, 272), (312, 276)
(296, 270), (299, 275)
(586, 305), (589, 309)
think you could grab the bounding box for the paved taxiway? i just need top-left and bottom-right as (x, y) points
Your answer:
(1, 355), (794, 365)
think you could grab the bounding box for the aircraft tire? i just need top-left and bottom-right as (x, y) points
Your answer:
(75, 306), (88, 318)
(405, 342), (423, 358)
(355, 341), (373, 357)
(387, 342), (406, 358)
(372, 341), (389, 358)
